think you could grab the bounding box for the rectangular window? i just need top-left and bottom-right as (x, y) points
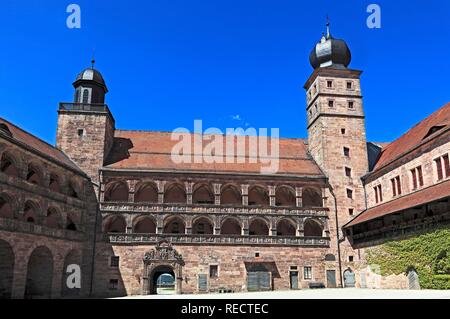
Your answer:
(327, 81), (333, 88)
(344, 147), (350, 157)
(396, 176), (402, 195)
(411, 169), (418, 190)
(110, 256), (120, 268)
(417, 166), (424, 187)
(435, 158), (443, 180)
(347, 189), (353, 199)
(328, 100), (334, 108)
(378, 185), (383, 202)
(109, 279), (118, 290)
(348, 256), (354, 262)
(304, 267), (312, 280)
(341, 128), (346, 135)
(347, 81), (353, 89)
(443, 154), (450, 178)
(391, 179), (397, 197)
(348, 101), (354, 109)
(349, 208), (354, 216)
(345, 167), (352, 177)
(209, 265), (218, 278)
(374, 186), (379, 203)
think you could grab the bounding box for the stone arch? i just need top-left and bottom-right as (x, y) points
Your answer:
(0, 239), (14, 299)
(44, 207), (62, 229)
(343, 268), (356, 288)
(164, 183), (186, 204)
(277, 218), (297, 236)
(61, 249), (82, 298)
(275, 185), (296, 207)
(0, 192), (15, 219)
(221, 184), (242, 205)
(23, 200), (41, 224)
(304, 218), (323, 237)
(49, 173), (62, 193)
(0, 152), (19, 177)
(135, 182), (158, 203)
(104, 181), (129, 202)
(302, 187), (323, 207)
(192, 216), (214, 235)
(248, 186), (269, 206)
(133, 215), (157, 234)
(192, 184), (214, 205)
(102, 215), (127, 233)
(26, 162), (44, 186)
(249, 217), (270, 236)
(221, 217), (242, 235)
(163, 216), (186, 234)
(25, 246), (54, 299)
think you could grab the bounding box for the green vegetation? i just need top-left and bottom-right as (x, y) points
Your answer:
(366, 227), (450, 289)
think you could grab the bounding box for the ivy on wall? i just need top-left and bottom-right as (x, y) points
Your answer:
(366, 226), (450, 289)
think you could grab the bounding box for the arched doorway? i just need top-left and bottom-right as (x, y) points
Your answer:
(150, 265), (176, 295)
(25, 246), (54, 299)
(0, 239), (14, 299)
(343, 268), (356, 288)
(143, 241), (184, 295)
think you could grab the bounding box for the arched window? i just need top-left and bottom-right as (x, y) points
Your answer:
(68, 182), (79, 199)
(82, 89), (89, 104)
(165, 184), (186, 204)
(23, 201), (39, 224)
(26, 164), (42, 186)
(304, 219), (323, 237)
(192, 217), (213, 235)
(249, 218), (269, 236)
(104, 182), (129, 202)
(49, 175), (61, 193)
(74, 88), (80, 103)
(133, 216), (156, 234)
(275, 186), (296, 207)
(44, 207), (61, 229)
(221, 185), (241, 205)
(0, 194), (14, 219)
(0, 154), (18, 177)
(302, 188), (323, 207)
(221, 218), (241, 235)
(135, 183), (158, 203)
(248, 186), (269, 206)
(103, 215), (126, 233)
(192, 185), (214, 205)
(163, 216), (185, 234)
(277, 218), (296, 236)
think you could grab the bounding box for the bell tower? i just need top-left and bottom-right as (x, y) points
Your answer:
(305, 21), (369, 278)
(56, 61), (115, 186)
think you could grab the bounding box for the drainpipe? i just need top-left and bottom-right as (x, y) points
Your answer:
(89, 176), (101, 297)
(328, 184), (343, 288)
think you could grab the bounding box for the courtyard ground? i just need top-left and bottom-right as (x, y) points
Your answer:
(115, 288), (450, 299)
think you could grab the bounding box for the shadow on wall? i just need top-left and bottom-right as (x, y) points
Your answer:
(104, 138), (133, 166)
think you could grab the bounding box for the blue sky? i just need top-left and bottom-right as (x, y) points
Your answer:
(0, 0), (449, 144)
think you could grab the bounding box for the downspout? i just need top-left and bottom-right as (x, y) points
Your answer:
(89, 176), (101, 297)
(328, 184), (343, 288)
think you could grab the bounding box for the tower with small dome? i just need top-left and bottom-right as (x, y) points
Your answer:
(304, 19), (369, 274)
(56, 62), (115, 186)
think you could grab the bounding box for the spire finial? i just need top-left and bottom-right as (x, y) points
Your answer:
(91, 49), (96, 69)
(326, 15), (331, 39)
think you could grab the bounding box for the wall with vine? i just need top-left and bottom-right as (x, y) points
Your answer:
(365, 226), (450, 289)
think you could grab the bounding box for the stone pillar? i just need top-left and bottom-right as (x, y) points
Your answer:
(128, 180), (137, 203)
(11, 253), (27, 299)
(296, 187), (303, 208)
(242, 218), (249, 236)
(156, 180), (166, 204)
(213, 183), (221, 205)
(185, 182), (193, 205)
(214, 216), (221, 235)
(241, 184), (249, 206)
(156, 217), (164, 234)
(51, 254), (65, 299)
(185, 217), (192, 234)
(126, 215), (133, 234)
(269, 186), (276, 207)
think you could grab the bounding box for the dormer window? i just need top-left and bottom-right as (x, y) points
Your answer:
(423, 126), (445, 140)
(0, 124), (12, 138)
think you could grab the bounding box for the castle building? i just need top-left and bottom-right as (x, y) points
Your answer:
(0, 25), (448, 298)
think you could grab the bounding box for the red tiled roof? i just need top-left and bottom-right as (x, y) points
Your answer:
(105, 130), (324, 176)
(345, 179), (450, 227)
(0, 117), (84, 174)
(372, 102), (450, 171)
